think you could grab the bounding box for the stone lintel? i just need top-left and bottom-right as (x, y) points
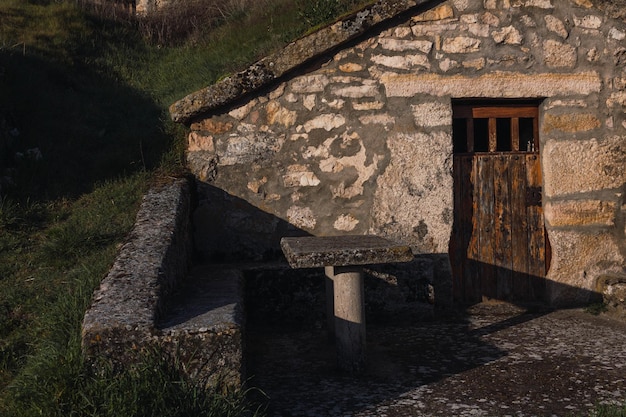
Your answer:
(380, 71), (601, 98)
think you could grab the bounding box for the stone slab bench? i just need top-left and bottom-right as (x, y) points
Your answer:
(280, 235), (414, 372)
(81, 179), (245, 387)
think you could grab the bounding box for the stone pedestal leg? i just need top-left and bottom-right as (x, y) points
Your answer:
(331, 265), (366, 372)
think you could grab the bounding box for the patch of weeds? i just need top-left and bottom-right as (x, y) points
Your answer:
(590, 403), (626, 417)
(585, 302), (609, 316)
(296, 0), (343, 28)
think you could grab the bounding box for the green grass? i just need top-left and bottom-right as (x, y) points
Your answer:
(588, 403), (626, 417)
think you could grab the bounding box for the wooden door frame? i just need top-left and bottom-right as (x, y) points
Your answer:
(450, 100), (550, 304)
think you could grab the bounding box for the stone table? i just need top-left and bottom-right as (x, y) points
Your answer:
(280, 235), (414, 372)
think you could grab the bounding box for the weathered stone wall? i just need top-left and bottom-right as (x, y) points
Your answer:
(183, 0), (626, 306)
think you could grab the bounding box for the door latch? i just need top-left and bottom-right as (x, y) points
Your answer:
(526, 186), (542, 207)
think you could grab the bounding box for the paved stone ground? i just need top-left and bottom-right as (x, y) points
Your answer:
(246, 305), (626, 417)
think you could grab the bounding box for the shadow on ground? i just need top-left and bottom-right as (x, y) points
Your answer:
(246, 304), (626, 417)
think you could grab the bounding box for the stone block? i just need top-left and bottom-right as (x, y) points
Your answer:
(371, 54), (431, 70)
(469, 23), (490, 37)
(265, 101), (297, 127)
(339, 63), (364, 72)
(291, 75), (329, 93)
(188, 131), (215, 152)
(359, 113), (395, 126)
(442, 36), (482, 53)
(379, 71), (601, 98)
(543, 39), (577, 68)
(411, 23), (460, 36)
(302, 114), (346, 132)
(596, 273), (626, 314)
(334, 214), (359, 231)
(547, 230), (624, 306)
(412, 102), (452, 127)
(190, 119), (233, 134)
(283, 165), (320, 187)
(573, 14), (603, 29)
(607, 91), (626, 108)
(331, 84), (379, 98)
(544, 200), (617, 227)
(524, 0), (554, 8)
(544, 15), (568, 38)
(228, 100), (257, 120)
(491, 26), (524, 44)
(378, 39), (433, 53)
(543, 136), (626, 197)
(609, 27), (626, 41)
(542, 113), (601, 133)
(287, 205), (317, 230)
(412, 4), (455, 22)
(215, 133), (285, 166)
(353, 101), (385, 111)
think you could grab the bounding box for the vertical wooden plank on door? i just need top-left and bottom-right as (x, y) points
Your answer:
(460, 155), (475, 302)
(452, 155), (463, 302)
(477, 155), (496, 301)
(493, 155), (513, 300)
(452, 155), (474, 302)
(467, 156), (481, 303)
(510, 155), (530, 299)
(526, 153), (546, 300)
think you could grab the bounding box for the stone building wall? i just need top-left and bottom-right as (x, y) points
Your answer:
(184, 0), (626, 306)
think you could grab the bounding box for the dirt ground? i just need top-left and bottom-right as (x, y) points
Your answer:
(247, 305), (626, 416)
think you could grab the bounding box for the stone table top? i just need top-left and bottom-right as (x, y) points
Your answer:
(280, 235), (414, 269)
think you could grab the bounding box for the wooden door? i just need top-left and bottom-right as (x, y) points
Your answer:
(450, 103), (548, 304)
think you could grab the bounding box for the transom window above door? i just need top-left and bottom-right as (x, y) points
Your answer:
(452, 101), (540, 154)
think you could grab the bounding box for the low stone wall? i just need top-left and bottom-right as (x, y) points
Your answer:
(81, 178), (245, 387)
(81, 178), (193, 368)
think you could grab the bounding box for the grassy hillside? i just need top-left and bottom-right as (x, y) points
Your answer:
(0, 0), (370, 415)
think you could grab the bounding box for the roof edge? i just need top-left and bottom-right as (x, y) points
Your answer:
(169, 0), (433, 124)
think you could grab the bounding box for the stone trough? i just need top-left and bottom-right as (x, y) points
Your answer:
(81, 178), (246, 387)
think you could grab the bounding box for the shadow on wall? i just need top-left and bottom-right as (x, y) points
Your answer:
(192, 183), (309, 262)
(192, 182), (449, 319)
